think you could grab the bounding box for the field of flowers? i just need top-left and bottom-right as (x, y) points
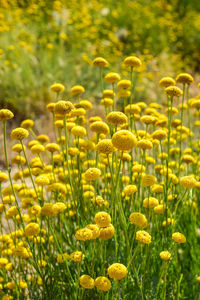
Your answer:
(0, 56), (200, 299)
(1, 1), (200, 300)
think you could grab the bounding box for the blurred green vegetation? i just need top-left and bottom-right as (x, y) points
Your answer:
(0, 0), (200, 118)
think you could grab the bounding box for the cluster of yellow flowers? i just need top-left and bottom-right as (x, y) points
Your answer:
(0, 55), (200, 299)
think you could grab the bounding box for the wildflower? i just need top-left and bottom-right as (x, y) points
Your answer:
(86, 224), (100, 239)
(94, 211), (111, 227)
(10, 128), (29, 140)
(0, 258), (8, 268)
(165, 86), (182, 97)
(154, 205), (164, 214)
(0, 109), (14, 121)
(95, 277), (111, 291)
(71, 85), (85, 95)
(125, 104), (141, 114)
(0, 172), (8, 182)
(129, 212), (148, 228)
(141, 174), (157, 187)
(100, 98), (113, 107)
(46, 102), (55, 112)
(107, 111), (127, 125)
(90, 121), (109, 135)
(70, 251), (85, 262)
(124, 56), (142, 68)
(172, 232), (186, 244)
(176, 73), (193, 85)
(45, 143), (60, 152)
(96, 139), (115, 154)
(112, 130), (137, 151)
(50, 83), (65, 93)
(137, 139), (153, 150)
(180, 176), (197, 188)
(54, 100), (74, 115)
(152, 129), (167, 140)
(140, 115), (156, 124)
(143, 197), (159, 208)
(107, 263), (128, 280)
(75, 228), (93, 241)
(103, 89), (114, 98)
(79, 275), (94, 289)
(136, 230), (151, 244)
(159, 77), (175, 88)
(117, 79), (131, 89)
(92, 57), (109, 67)
(85, 168), (101, 181)
(160, 251), (171, 261)
(105, 72), (121, 83)
(25, 223), (40, 237)
(71, 125), (86, 137)
(123, 185), (137, 195)
(41, 203), (55, 216)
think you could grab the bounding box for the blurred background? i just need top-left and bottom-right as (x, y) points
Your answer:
(0, 0), (200, 121)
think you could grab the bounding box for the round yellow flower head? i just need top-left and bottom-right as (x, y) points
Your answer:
(94, 211), (111, 227)
(79, 275), (94, 289)
(136, 230), (152, 244)
(172, 232), (186, 244)
(92, 57), (109, 67)
(70, 251), (84, 262)
(123, 185), (137, 195)
(152, 129), (167, 140)
(180, 175), (197, 188)
(196, 276), (200, 283)
(71, 85), (85, 95)
(143, 197), (159, 208)
(12, 143), (25, 153)
(117, 79), (131, 90)
(125, 104), (141, 115)
(100, 98), (113, 107)
(20, 119), (34, 130)
(0, 258), (8, 268)
(140, 115), (156, 125)
(112, 130), (137, 151)
(90, 121), (110, 135)
(95, 277), (111, 291)
(50, 83), (65, 93)
(46, 102), (55, 112)
(71, 125), (86, 137)
(25, 222), (40, 237)
(118, 90), (131, 98)
(103, 89), (114, 98)
(45, 143), (60, 152)
(129, 212), (148, 228)
(137, 139), (153, 150)
(0, 109), (14, 121)
(160, 251), (171, 261)
(96, 139), (115, 155)
(0, 172), (9, 183)
(159, 77), (175, 88)
(105, 72), (121, 84)
(99, 224), (115, 240)
(154, 204), (164, 214)
(165, 86), (182, 97)
(54, 100), (74, 115)
(176, 73), (193, 85)
(107, 111), (127, 125)
(10, 128), (29, 140)
(85, 168), (101, 181)
(31, 144), (45, 154)
(124, 56), (142, 68)
(75, 228), (93, 241)
(141, 174), (157, 187)
(107, 263), (128, 280)
(86, 224), (100, 239)
(41, 203), (55, 216)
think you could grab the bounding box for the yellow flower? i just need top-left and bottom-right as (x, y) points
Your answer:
(0, 109), (14, 121)
(50, 83), (65, 93)
(70, 251), (85, 262)
(0, 258), (8, 268)
(86, 224), (100, 239)
(141, 174), (157, 187)
(152, 129), (167, 140)
(107, 263), (128, 280)
(20, 119), (34, 130)
(54, 100), (74, 115)
(85, 168), (101, 181)
(165, 86), (182, 97)
(180, 175), (197, 188)
(96, 139), (115, 155)
(41, 203), (55, 216)
(112, 130), (137, 151)
(159, 77), (175, 88)
(92, 57), (109, 67)
(79, 275), (94, 289)
(0, 172), (9, 183)
(176, 73), (193, 85)
(143, 197), (159, 208)
(103, 89), (114, 98)
(124, 56), (142, 68)
(137, 139), (153, 150)
(45, 143), (60, 152)
(10, 128), (29, 140)
(160, 251), (171, 261)
(172, 232), (186, 244)
(31, 144), (45, 154)
(123, 185), (137, 195)
(117, 79), (131, 89)
(94, 211), (111, 227)
(75, 228), (93, 241)
(71, 85), (85, 95)
(105, 72), (121, 83)
(100, 98), (113, 107)
(90, 121), (109, 135)
(154, 205), (164, 214)
(136, 230), (151, 244)
(129, 212), (147, 228)
(25, 222), (40, 237)
(95, 276), (111, 291)
(107, 111), (127, 125)
(71, 125), (86, 137)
